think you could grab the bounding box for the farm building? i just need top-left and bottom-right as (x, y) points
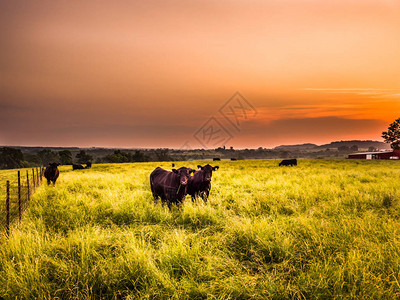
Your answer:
(348, 150), (400, 160)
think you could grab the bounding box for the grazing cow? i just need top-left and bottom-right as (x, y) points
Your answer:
(188, 164), (219, 202)
(44, 163), (60, 185)
(279, 159), (297, 166)
(150, 167), (194, 208)
(231, 158), (237, 161)
(172, 163), (175, 167)
(73, 164), (84, 170)
(86, 162), (92, 169)
(213, 158), (221, 161)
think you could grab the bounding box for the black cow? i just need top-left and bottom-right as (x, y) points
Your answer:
(73, 164), (84, 170)
(279, 159), (297, 166)
(86, 162), (92, 169)
(231, 158), (237, 161)
(44, 163), (60, 185)
(213, 158), (221, 161)
(150, 167), (194, 208)
(188, 164), (219, 202)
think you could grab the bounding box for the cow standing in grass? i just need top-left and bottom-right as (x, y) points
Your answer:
(72, 164), (85, 170)
(150, 167), (194, 208)
(188, 164), (219, 202)
(279, 159), (297, 166)
(44, 163), (60, 185)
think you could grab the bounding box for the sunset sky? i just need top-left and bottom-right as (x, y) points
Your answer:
(1, 0), (399, 149)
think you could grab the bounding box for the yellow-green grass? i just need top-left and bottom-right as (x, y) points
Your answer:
(0, 167), (43, 198)
(1, 160), (400, 299)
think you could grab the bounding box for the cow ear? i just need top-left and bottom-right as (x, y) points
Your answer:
(197, 165), (202, 170)
(189, 169), (195, 174)
(172, 169), (178, 174)
(213, 166), (219, 171)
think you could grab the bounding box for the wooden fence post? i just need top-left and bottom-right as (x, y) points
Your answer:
(27, 170), (30, 202)
(18, 171), (21, 222)
(36, 168), (39, 186)
(6, 181), (10, 237)
(32, 169), (35, 190)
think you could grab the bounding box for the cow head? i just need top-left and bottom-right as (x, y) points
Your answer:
(172, 167), (194, 186)
(197, 164), (219, 182)
(49, 162), (60, 168)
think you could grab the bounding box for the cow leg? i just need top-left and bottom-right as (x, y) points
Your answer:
(204, 190), (210, 202)
(201, 192), (207, 202)
(150, 183), (157, 204)
(47, 179), (50, 185)
(160, 197), (167, 206)
(153, 194), (159, 204)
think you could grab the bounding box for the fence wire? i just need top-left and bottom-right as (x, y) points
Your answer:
(1, 167), (44, 236)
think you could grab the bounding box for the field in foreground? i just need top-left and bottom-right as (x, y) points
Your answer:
(1, 159), (400, 299)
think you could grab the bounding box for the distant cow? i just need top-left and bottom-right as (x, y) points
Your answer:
(213, 158), (221, 161)
(73, 164), (84, 170)
(188, 164), (219, 202)
(279, 159), (297, 166)
(150, 167), (194, 208)
(44, 163), (60, 185)
(231, 158), (237, 161)
(86, 162), (92, 169)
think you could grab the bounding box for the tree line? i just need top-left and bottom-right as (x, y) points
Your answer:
(0, 148), (152, 170)
(0, 144), (373, 170)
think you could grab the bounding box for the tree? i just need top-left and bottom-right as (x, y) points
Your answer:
(0, 147), (24, 169)
(103, 150), (130, 163)
(154, 149), (172, 161)
(75, 150), (93, 164)
(338, 146), (350, 152)
(350, 145), (358, 152)
(37, 149), (59, 166)
(132, 150), (150, 162)
(382, 118), (400, 149)
(59, 150), (73, 165)
(23, 153), (41, 165)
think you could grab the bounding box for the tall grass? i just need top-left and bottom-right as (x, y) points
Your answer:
(1, 160), (400, 299)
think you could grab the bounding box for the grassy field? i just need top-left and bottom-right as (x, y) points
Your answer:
(1, 159), (400, 299)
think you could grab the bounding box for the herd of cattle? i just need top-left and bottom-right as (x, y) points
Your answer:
(150, 164), (219, 208)
(42, 158), (297, 208)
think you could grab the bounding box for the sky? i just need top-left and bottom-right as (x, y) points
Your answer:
(1, 0), (399, 149)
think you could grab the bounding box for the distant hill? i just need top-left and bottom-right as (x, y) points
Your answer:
(274, 140), (390, 151)
(318, 140), (391, 151)
(274, 143), (318, 151)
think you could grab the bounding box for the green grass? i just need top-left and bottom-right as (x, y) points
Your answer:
(1, 160), (400, 299)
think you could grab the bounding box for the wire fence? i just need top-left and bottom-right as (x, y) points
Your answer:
(1, 167), (43, 237)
